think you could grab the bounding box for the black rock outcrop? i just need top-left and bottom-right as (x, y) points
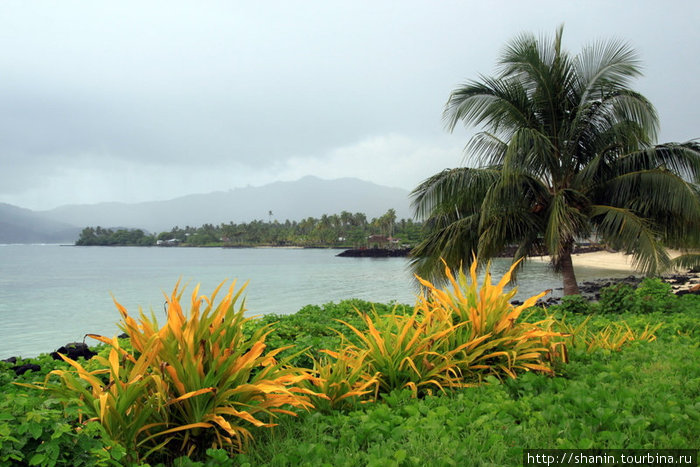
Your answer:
(11, 363), (41, 375)
(50, 342), (97, 361)
(337, 248), (411, 258)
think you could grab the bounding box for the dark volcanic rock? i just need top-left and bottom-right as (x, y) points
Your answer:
(12, 363), (41, 375)
(536, 297), (560, 307)
(50, 342), (97, 361)
(337, 248), (411, 258)
(676, 286), (700, 296)
(665, 274), (689, 285)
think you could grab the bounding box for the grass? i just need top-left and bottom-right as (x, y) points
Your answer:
(1, 291), (698, 466)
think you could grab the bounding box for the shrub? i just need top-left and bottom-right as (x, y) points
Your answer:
(25, 280), (319, 464)
(635, 277), (677, 313)
(229, 323), (700, 466)
(554, 316), (661, 353)
(0, 388), (125, 466)
(251, 300), (405, 369)
(556, 295), (592, 314)
(598, 283), (639, 314)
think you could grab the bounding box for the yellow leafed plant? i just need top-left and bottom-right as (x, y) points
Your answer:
(333, 306), (471, 397)
(415, 259), (569, 381)
(26, 280), (320, 464)
(300, 349), (379, 412)
(554, 316), (661, 353)
(327, 258), (568, 398)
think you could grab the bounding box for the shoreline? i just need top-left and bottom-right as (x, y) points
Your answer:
(529, 249), (700, 296)
(529, 248), (693, 272)
(529, 250), (638, 272)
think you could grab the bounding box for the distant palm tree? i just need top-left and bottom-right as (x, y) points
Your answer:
(411, 26), (700, 295)
(352, 212), (368, 227)
(386, 208), (397, 238)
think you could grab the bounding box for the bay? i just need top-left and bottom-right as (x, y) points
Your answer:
(0, 244), (632, 359)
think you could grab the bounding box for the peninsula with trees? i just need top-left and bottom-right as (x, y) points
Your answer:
(74, 209), (423, 250)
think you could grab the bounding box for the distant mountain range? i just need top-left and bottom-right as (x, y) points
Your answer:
(0, 203), (82, 244)
(1, 176), (413, 243)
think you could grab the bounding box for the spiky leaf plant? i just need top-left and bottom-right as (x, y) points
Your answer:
(415, 259), (568, 380)
(336, 306), (471, 397)
(301, 350), (379, 412)
(26, 280), (319, 464)
(554, 317), (661, 353)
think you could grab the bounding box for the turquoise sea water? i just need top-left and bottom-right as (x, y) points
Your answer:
(0, 244), (633, 358)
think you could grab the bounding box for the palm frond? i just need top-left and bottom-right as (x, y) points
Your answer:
(670, 253), (700, 271)
(502, 127), (557, 181)
(444, 75), (535, 138)
(574, 37), (643, 103)
(410, 167), (499, 220)
(613, 141), (700, 180)
(603, 169), (700, 221)
(591, 205), (670, 274)
(544, 190), (590, 264)
(464, 132), (507, 167)
(607, 90), (659, 141)
(410, 214), (480, 283)
(477, 174), (547, 259)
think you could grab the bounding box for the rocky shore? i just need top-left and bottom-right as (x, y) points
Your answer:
(2, 341), (97, 376)
(336, 247), (412, 258)
(524, 271), (700, 307)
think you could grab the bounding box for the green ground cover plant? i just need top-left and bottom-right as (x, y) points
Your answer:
(220, 306), (700, 466)
(2, 277), (698, 466)
(0, 356), (126, 466)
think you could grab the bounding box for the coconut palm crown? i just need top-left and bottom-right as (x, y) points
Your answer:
(411, 26), (700, 295)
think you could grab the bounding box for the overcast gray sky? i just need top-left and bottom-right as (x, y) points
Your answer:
(1, 1), (698, 210)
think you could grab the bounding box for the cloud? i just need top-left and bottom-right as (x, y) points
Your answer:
(0, 1), (698, 210)
(275, 133), (465, 191)
(1, 133), (465, 211)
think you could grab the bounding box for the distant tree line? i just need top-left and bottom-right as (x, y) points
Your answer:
(75, 227), (155, 246)
(75, 209), (424, 248)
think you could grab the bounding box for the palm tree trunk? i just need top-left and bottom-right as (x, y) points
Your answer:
(560, 250), (580, 295)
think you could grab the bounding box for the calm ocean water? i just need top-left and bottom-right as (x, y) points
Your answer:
(0, 244), (633, 358)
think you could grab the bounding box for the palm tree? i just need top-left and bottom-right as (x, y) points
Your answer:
(411, 26), (700, 295)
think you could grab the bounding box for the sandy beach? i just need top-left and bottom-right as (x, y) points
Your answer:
(530, 249), (689, 272)
(530, 251), (637, 271)
(571, 250), (641, 270)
